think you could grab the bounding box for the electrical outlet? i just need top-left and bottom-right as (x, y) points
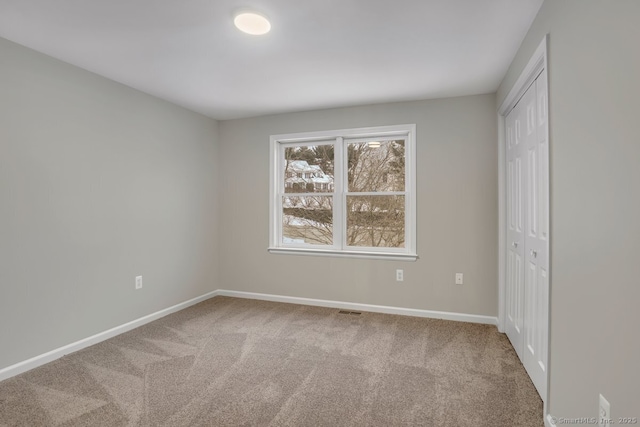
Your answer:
(455, 273), (464, 285)
(599, 394), (611, 427)
(396, 269), (404, 282)
(135, 275), (143, 290)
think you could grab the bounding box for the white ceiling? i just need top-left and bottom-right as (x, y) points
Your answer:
(0, 0), (543, 120)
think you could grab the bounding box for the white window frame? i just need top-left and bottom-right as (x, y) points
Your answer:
(269, 124), (417, 261)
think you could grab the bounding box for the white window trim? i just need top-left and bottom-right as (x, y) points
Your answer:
(269, 124), (417, 261)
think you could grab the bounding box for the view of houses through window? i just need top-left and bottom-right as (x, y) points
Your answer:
(283, 144), (334, 245)
(281, 139), (406, 248)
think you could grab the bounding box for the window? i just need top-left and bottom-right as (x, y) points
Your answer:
(269, 124), (417, 260)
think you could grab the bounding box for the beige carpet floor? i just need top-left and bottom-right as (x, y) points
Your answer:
(0, 296), (543, 426)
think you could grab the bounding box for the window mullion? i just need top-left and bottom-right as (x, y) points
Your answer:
(342, 137), (350, 250)
(333, 137), (344, 250)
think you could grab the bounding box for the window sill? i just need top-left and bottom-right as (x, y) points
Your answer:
(267, 247), (418, 261)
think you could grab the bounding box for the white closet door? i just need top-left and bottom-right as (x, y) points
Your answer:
(505, 86), (528, 360)
(522, 74), (549, 401)
(504, 74), (549, 402)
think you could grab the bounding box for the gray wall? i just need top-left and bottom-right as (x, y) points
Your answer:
(218, 94), (498, 317)
(0, 38), (220, 370)
(498, 0), (640, 422)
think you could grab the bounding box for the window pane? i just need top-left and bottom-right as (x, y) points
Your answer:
(348, 139), (405, 192)
(282, 196), (333, 245)
(284, 144), (334, 193)
(346, 196), (404, 248)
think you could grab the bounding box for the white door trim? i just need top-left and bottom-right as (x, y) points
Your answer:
(497, 113), (506, 334)
(497, 34), (550, 411)
(499, 36), (549, 116)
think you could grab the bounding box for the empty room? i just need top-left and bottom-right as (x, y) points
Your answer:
(1, 1), (638, 426)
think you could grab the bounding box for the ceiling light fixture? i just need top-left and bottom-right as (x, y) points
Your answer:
(368, 141), (381, 148)
(234, 12), (271, 35)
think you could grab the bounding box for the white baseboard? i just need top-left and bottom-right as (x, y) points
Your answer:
(213, 289), (498, 326)
(0, 290), (218, 382)
(1, 289), (498, 382)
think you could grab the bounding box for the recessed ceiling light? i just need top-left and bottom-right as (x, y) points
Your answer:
(234, 12), (271, 35)
(368, 141), (381, 148)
